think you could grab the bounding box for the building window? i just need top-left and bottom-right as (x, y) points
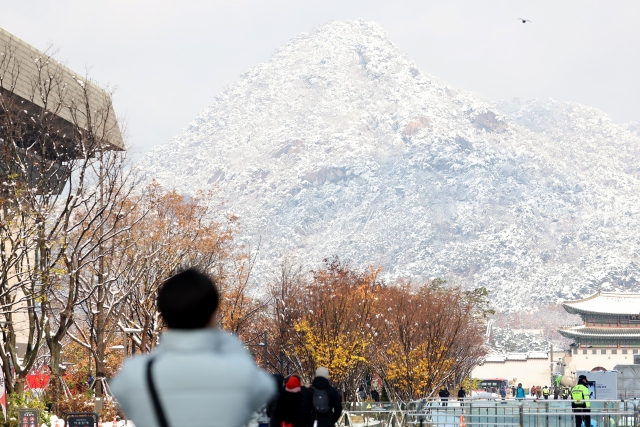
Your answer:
(592, 349), (597, 354)
(583, 349), (587, 354)
(601, 349), (607, 354)
(623, 349), (628, 354)
(635, 350), (639, 354)
(612, 349), (617, 354)
(573, 348), (577, 354)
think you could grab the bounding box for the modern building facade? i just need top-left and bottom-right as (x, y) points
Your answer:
(471, 351), (553, 387)
(0, 26), (124, 194)
(0, 26), (123, 356)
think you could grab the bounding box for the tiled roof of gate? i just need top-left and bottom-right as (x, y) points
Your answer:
(562, 292), (640, 316)
(559, 325), (640, 339)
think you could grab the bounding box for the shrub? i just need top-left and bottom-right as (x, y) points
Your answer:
(4, 391), (51, 427)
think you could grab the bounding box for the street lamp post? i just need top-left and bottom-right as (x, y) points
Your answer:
(246, 331), (268, 370)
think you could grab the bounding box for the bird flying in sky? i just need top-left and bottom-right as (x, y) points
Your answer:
(518, 18), (532, 23)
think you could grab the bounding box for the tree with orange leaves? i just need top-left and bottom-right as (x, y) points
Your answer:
(289, 257), (380, 396)
(70, 181), (238, 396)
(372, 280), (487, 401)
(115, 182), (238, 354)
(265, 260), (489, 402)
(218, 242), (269, 346)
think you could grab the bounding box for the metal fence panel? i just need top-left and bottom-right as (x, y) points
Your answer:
(338, 400), (638, 427)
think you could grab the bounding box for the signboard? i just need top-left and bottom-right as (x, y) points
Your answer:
(0, 370), (6, 419)
(586, 381), (596, 399)
(66, 412), (98, 427)
(576, 370), (618, 400)
(18, 409), (39, 427)
(554, 374), (562, 387)
(26, 372), (50, 390)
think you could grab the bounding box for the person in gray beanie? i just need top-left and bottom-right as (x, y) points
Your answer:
(302, 367), (342, 427)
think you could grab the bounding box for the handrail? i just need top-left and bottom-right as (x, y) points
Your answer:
(338, 399), (638, 427)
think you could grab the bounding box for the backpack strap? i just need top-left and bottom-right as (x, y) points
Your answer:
(146, 357), (170, 427)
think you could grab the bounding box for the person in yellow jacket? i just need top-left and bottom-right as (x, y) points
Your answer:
(542, 386), (550, 400)
(571, 375), (591, 427)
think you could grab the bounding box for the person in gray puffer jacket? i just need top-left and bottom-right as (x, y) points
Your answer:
(111, 268), (275, 427)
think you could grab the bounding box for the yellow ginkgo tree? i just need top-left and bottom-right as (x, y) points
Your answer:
(291, 257), (379, 397)
(294, 319), (370, 386)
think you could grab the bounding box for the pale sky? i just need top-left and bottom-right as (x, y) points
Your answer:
(1, 0), (638, 158)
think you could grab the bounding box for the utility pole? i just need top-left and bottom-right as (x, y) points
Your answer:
(263, 331), (268, 370)
(123, 328), (142, 358)
(550, 343), (554, 387)
(246, 332), (268, 371)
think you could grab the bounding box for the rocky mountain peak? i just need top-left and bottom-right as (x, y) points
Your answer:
(138, 20), (640, 313)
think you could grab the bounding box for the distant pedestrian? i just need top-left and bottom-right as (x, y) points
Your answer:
(553, 387), (560, 400)
(562, 387), (570, 400)
(371, 389), (380, 402)
(543, 386), (550, 400)
(536, 386), (543, 399)
(531, 385), (536, 397)
(457, 387), (466, 401)
(500, 386), (507, 402)
(438, 387), (450, 406)
(515, 383), (525, 400)
(302, 367), (342, 427)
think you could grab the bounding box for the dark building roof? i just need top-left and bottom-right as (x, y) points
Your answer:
(0, 26), (124, 152)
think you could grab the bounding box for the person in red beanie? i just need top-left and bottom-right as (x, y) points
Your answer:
(275, 376), (306, 427)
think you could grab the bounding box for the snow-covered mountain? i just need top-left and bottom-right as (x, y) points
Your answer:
(138, 20), (640, 312)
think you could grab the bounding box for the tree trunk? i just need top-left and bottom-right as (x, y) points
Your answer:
(94, 340), (106, 397)
(48, 340), (63, 415)
(14, 377), (24, 397)
(140, 317), (151, 354)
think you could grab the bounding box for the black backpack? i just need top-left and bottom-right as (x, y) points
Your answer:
(313, 388), (331, 414)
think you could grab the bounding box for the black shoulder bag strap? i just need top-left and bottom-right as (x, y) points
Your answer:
(146, 357), (170, 427)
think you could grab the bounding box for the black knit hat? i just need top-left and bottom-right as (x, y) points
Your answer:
(578, 375), (588, 381)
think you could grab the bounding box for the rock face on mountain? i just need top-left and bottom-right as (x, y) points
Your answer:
(138, 20), (640, 312)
